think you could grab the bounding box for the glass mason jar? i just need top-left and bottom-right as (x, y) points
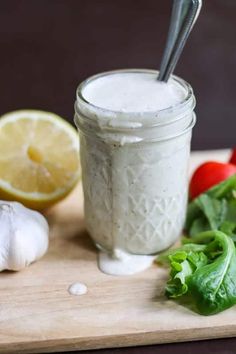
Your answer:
(74, 69), (196, 256)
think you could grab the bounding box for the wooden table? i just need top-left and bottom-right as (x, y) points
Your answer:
(0, 150), (235, 354)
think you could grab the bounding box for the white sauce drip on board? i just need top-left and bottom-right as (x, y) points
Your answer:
(68, 282), (88, 296)
(98, 250), (155, 276)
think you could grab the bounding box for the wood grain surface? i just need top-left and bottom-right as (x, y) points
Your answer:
(0, 150), (233, 354)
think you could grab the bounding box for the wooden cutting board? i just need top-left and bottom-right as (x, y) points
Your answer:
(0, 150), (234, 354)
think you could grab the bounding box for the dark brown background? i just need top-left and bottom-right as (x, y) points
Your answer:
(1, 0), (236, 353)
(1, 0), (236, 151)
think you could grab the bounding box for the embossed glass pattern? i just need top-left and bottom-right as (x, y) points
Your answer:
(75, 69), (196, 255)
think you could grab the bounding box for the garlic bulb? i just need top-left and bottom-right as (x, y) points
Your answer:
(0, 201), (49, 271)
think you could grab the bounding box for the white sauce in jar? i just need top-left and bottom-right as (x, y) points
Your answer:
(76, 70), (195, 276)
(82, 72), (185, 112)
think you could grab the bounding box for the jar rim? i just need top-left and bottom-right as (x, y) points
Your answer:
(76, 69), (195, 122)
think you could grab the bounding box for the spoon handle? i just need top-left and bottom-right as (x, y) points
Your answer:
(158, 0), (202, 82)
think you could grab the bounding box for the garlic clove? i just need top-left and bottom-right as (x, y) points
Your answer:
(0, 201), (49, 271)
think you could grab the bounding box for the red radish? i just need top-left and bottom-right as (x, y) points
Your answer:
(189, 161), (236, 200)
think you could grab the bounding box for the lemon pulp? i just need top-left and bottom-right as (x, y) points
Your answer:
(0, 110), (80, 209)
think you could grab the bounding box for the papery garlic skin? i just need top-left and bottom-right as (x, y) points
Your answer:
(0, 201), (49, 271)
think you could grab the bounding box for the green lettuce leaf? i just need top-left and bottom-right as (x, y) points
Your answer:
(189, 231), (236, 315)
(186, 175), (236, 238)
(160, 230), (236, 315)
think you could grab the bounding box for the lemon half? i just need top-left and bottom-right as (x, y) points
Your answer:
(0, 110), (80, 210)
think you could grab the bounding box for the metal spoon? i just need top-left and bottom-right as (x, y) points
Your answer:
(158, 0), (202, 82)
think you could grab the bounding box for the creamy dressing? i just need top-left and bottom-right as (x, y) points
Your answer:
(83, 72), (186, 112)
(68, 282), (88, 296)
(98, 250), (156, 276)
(75, 70), (195, 276)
